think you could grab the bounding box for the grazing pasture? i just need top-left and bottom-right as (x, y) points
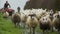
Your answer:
(0, 11), (59, 34)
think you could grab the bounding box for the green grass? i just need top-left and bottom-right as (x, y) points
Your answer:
(36, 26), (58, 34)
(0, 12), (58, 34)
(0, 12), (23, 34)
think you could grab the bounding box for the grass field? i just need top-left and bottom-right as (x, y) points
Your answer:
(0, 12), (24, 34)
(0, 12), (59, 34)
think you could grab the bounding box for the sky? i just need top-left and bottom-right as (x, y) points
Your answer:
(0, 0), (29, 11)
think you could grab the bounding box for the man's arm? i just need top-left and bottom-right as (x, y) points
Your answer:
(8, 4), (11, 8)
(4, 3), (6, 8)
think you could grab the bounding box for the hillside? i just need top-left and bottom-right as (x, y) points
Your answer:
(0, 12), (23, 34)
(0, 12), (58, 34)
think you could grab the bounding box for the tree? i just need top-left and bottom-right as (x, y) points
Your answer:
(24, 0), (60, 11)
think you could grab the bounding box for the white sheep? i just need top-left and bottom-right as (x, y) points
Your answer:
(20, 12), (27, 28)
(3, 11), (9, 18)
(26, 14), (38, 34)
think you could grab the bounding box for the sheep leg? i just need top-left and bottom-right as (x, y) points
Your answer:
(23, 23), (26, 28)
(43, 30), (45, 34)
(58, 29), (60, 34)
(14, 23), (17, 28)
(24, 23), (28, 34)
(20, 22), (23, 27)
(32, 27), (35, 34)
(30, 27), (32, 34)
(17, 23), (20, 28)
(46, 30), (49, 34)
(51, 27), (54, 32)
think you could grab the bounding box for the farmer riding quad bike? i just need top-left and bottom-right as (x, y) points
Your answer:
(3, 1), (14, 16)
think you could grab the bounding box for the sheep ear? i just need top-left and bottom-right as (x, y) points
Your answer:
(43, 18), (44, 20)
(28, 14), (31, 16)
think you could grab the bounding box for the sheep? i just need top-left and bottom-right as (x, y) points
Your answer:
(48, 10), (54, 20)
(35, 9), (47, 20)
(11, 12), (21, 27)
(45, 10), (54, 32)
(20, 10), (32, 34)
(20, 13), (26, 23)
(20, 12), (27, 28)
(26, 14), (38, 34)
(44, 9), (54, 20)
(20, 13), (28, 34)
(53, 12), (60, 34)
(3, 11), (9, 18)
(39, 16), (52, 34)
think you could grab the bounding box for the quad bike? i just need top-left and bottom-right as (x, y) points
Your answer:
(2, 8), (15, 16)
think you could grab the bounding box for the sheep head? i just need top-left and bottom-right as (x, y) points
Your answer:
(26, 15), (38, 28)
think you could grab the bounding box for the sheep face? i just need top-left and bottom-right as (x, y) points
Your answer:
(39, 16), (51, 30)
(26, 15), (38, 28)
(40, 17), (50, 24)
(46, 11), (54, 20)
(53, 12), (60, 19)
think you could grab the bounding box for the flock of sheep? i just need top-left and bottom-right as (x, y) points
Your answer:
(1, 8), (60, 34)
